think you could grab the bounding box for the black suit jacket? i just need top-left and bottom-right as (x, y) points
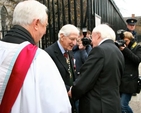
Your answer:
(72, 40), (124, 113)
(45, 42), (76, 91)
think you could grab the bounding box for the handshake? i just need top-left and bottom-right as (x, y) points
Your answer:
(68, 86), (72, 98)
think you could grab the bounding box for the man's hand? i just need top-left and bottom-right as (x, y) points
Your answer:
(119, 44), (126, 51)
(68, 86), (72, 98)
(79, 43), (86, 50)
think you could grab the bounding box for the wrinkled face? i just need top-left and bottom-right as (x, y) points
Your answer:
(60, 33), (79, 51)
(33, 15), (48, 44)
(38, 17), (48, 40)
(91, 32), (100, 47)
(39, 21), (48, 37)
(127, 24), (135, 31)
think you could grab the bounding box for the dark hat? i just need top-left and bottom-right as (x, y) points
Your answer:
(126, 18), (137, 26)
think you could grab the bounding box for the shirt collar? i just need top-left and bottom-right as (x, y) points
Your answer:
(98, 38), (109, 46)
(57, 40), (66, 54)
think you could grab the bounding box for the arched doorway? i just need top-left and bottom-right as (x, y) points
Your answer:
(0, 5), (8, 39)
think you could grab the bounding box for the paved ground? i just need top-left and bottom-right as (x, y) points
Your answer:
(130, 93), (141, 113)
(129, 63), (141, 113)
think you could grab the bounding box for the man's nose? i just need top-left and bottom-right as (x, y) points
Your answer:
(73, 39), (77, 45)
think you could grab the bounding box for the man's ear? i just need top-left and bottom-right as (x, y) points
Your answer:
(33, 19), (40, 30)
(97, 32), (101, 39)
(60, 33), (64, 41)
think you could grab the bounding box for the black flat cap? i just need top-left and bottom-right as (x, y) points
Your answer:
(126, 18), (137, 26)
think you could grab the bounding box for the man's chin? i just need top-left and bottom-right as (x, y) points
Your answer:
(68, 47), (73, 51)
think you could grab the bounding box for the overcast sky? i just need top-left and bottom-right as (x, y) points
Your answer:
(113, 0), (141, 17)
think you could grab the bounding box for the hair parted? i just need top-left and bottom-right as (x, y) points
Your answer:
(12, 0), (48, 26)
(92, 24), (116, 41)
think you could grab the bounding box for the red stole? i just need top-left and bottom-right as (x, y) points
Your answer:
(0, 44), (37, 113)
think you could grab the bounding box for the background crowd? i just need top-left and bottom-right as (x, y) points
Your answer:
(0, 0), (141, 113)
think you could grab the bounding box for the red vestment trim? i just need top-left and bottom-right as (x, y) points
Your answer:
(0, 44), (37, 113)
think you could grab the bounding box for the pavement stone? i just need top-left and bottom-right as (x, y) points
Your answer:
(130, 93), (141, 113)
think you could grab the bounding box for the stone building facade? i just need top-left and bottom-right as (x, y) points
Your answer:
(0, 0), (23, 39)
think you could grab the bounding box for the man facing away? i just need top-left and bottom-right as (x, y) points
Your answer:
(0, 1), (71, 113)
(68, 24), (125, 113)
(45, 24), (79, 113)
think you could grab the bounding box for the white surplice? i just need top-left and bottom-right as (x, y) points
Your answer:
(0, 41), (71, 113)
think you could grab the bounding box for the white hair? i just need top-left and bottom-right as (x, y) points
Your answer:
(58, 24), (80, 39)
(12, 0), (48, 26)
(92, 24), (116, 41)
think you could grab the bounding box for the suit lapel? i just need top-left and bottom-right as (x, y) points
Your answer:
(53, 43), (69, 72)
(53, 42), (76, 79)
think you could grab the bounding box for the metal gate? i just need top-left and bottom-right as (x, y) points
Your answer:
(0, 0), (126, 48)
(40, 0), (94, 49)
(40, 0), (126, 49)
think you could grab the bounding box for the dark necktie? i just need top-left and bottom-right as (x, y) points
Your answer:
(63, 52), (73, 85)
(64, 52), (69, 59)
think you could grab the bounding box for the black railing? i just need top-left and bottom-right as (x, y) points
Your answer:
(1, 0), (127, 48)
(41, 0), (126, 49)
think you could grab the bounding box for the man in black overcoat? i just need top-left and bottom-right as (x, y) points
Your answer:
(68, 24), (125, 113)
(45, 24), (80, 113)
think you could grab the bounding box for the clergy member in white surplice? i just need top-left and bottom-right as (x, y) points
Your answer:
(0, 1), (71, 113)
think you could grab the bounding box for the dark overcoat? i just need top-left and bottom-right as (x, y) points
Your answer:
(72, 40), (124, 113)
(45, 42), (77, 113)
(120, 43), (141, 93)
(45, 42), (76, 91)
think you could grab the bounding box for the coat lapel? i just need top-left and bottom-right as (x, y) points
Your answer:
(53, 43), (69, 72)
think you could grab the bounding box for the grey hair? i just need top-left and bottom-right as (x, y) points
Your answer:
(58, 24), (80, 39)
(12, 0), (48, 26)
(92, 24), (116, 41)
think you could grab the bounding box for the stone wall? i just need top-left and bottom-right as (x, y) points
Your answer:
(0, 0), (21, 38)
(0, 0), (21, 25)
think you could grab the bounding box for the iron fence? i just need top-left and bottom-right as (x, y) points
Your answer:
(40, 0), (126, 49)
(1, 0), (127, 48)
